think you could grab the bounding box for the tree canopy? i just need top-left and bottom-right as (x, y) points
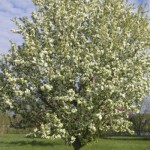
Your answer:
(0, 0), (150, 150)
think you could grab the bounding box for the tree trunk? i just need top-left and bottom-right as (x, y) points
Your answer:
(72, 137), (82, 150)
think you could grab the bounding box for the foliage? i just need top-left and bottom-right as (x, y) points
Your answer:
(0, 0), (150, 149)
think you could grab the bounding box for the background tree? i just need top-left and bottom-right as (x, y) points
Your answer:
(129, 97), (150, 136)
(0, 111), (10, 134)
(0, 0), (150, 150)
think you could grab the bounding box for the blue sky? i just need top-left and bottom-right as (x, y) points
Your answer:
(0, 0), (149, 54)
(0, 0), (35, 54)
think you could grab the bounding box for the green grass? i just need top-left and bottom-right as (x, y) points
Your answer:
(0, 134), (150, 150)
(0, 134), (70, 150)
(83, 136), (150, 150)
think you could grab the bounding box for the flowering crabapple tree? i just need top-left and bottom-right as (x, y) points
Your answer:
(0, 0), (150, 150)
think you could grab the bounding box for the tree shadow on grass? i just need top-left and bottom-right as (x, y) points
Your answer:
(0, 140), (63, 147)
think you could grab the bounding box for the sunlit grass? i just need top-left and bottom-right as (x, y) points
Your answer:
(0, 134), (150, 150)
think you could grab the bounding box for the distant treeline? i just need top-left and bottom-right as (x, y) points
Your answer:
(0, 111), (31, 134)
(129, 113), (150, 136)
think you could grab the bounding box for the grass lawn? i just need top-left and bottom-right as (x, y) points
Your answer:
(0, 134), (150, 150)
